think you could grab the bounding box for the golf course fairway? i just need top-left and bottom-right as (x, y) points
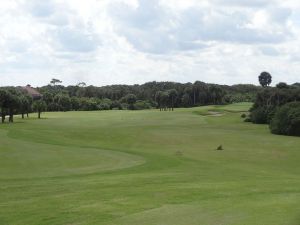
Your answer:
(0, 103), (299, 225)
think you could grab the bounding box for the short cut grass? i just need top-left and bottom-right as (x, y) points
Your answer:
(0, 102), (299, 225)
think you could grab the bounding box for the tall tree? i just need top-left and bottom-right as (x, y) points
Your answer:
(6, 92), (20, 123)
(71, 97), (80, 111)
(259, 72), (272, 87)
(77, 82), (86, 87)
(54, 94), (71, 111)
(42, 91), (54, 105)
(183, 85), (193, 106)
(33, 100), (47, 119)
(161, 91), (169, 111)
(0, 89), (8, 123)
(123, 94), (137, 110)
(168, 89), (178, 111)
(193, 81), (208, 106)
(19, 95), (31, 119)
(50, 78), (62, 86)
(155, 91), (164, 111)
(209, 85), (225, 104)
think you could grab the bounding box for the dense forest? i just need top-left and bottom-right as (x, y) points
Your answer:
(36, 80), (260, 111)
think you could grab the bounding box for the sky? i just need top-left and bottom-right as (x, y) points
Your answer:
(0, 0), (299, 87)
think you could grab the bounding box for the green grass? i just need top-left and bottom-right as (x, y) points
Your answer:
(0, 102), (299, 225)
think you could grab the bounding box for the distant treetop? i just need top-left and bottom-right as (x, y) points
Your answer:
(258, 71), (272, 87)
(50, 78), (62, 86)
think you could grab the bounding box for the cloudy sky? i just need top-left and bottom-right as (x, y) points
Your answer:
(0, 0), (299, 87)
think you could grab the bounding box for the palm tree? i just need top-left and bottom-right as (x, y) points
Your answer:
(259, 72), (272, 87)
(33, 100), (47, 119)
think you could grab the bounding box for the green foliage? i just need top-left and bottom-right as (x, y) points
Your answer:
(120, 103), (129, 110)
(168, 89), (178, 110)
(71, 96), (80, 111)
(123, 94), (137, 105)
(249, 84), (300, 125)
(32, 100), (47, 118)
(55, 94), (71, 111)
(39, 81), (260, 112)
(224, 93), (255, 103)
(181, 93), (190, 107)
(134, 100), (152, 110)
(122, 94), (137, 110)
(0, 80), (261, 117)
(80, 98), (98, 111)
(208, 85), (226, 104)
(270, 102), (300, 136)
(50, 78), (62, 86)
(244, 118), (252, 122)
(19, 95), (31, 118)
(250, 105), (275, 124)
(248, 82), (300, 137)
(276, 82), (289, 89)
(0, 89), (7, 106)
(111, 100), (122, 110)
(259, 71), (272, 87)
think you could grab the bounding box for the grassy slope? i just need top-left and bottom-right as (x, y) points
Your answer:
(0, 103), (299, 225)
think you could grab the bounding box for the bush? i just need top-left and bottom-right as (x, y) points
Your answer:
(270, 102), (300, 136)
(79, 98), (98, 111)
(244, 118), (252, 122)
(98, 103), (110, 110)
(120, 103), (129, 110)
(134, 100), (152, 110)
(111, 101), (122, 110)
(250, 107), (269, 124)
(241, 113), (247, 118)
(250, 105), (275, 124)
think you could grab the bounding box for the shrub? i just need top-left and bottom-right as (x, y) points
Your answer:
(244, 118), (252, 122)
(100, 98), (112, 110)
(111, 101), (122, 110)
(134, 100), (152, 110)
(120, 103), (129, 110)
(250, 105), (275, 124)
(270, 102), (300, 136)
(250, 107), (268, 124)
(98, 103), (110, 110)
(241, 113), (247, 118)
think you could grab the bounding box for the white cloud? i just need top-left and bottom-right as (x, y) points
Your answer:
(0, 0), (299, 87)
(212, 0), (275, 8)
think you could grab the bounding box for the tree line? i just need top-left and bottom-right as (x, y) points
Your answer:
(247, 72), (300, 136)
(0, 79), (260, 122)
(1, 74), (298, 136)
(37, 79), (260, 112)
(1, 75), (299, 136)
(0, 87), (46, 123)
